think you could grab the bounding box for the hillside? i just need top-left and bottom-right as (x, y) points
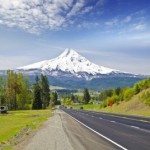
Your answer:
(101, 88), (150, 117)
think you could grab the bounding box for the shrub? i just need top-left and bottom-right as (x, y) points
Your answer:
(80, 106), (83, 109)
(140, 91), (150, 106)
(123, 88), (135, 101)
(107, 97), (115, 106)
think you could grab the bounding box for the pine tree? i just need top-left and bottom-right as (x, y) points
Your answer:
(51, 91), (58, 105)
(71, 94), (75, 102)
(134, 84), (140, 94)
(83, 88), (91, 104)
(40, 74), (50, 109)
(0, 77), (5, 106)
(32, 76), (42, 109)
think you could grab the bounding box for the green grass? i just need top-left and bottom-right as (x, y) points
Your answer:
(73, 103), (101, 111)
(0, 110), (52, 149)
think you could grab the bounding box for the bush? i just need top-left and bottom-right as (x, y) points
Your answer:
(100, 100), (107, 108)
(107, 98), (115, 106)
(140, 91), (150, 106)
(123, 88), (135, 101)
(80, 106), (83, 109)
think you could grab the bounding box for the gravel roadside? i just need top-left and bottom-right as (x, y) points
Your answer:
(23, 110), (73, 150)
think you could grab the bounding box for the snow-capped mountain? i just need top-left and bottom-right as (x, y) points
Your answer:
(0, 48), (143, 90)
(18, 48), (126, 80)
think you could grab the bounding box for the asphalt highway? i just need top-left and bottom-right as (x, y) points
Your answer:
(61, 108), (150, 150)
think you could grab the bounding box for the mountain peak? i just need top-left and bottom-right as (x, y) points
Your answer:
(18, 48), (119, 79)
(59, 48), (79, 58)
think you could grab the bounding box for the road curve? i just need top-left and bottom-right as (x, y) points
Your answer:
(61, 108), (150, 150)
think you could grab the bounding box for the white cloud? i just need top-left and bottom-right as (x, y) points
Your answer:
(0, 0), (99, 33)
(123, 16), (132, 23)
(105, 18), (118, 26)
(0, 55), (34, 69)
(67, 0), (85, 17)
(77, 21), (99, 28)
(133, 24), (145, 31)
(81, 6), (93, 14)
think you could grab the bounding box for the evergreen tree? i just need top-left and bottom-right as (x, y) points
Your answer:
(40, 74), (50, 109)
(83, 88), (91, 104)
(0, 77), (5, 106)
(32, 76), (42, 109)
(134, 84), (140, 94)
(71, 94), (75, 102)
(115, 87), (121, 96)
(51, 91), (58, 105)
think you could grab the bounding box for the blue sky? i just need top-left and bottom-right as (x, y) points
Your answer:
(0, 0), (150, 74)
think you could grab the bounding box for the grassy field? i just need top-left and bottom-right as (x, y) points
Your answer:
(73, 103), (101, 111)
(0, 109), (52, 149)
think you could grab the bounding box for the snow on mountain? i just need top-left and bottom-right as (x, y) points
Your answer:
(18, 48), (120, 77)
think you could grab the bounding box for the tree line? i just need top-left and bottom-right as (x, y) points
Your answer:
(61, 78), (150, 108)
(0, 71), (58, 110)
(97, 78), (150, 108)
(61, 88), (91, 106)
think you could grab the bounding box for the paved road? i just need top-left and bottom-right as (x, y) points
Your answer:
(61, 108), (150, 150)
(22, 110), (118, 150)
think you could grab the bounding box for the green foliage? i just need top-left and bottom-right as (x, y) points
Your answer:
(5, 71), (32, 110)
(0, 71), (52, 110)
(67, 78), (150, 112)
(140, 90), (150, 106)
(114, 87), (122, 96)
(70, 94), (75, 102)
(0, 77), (5, 105)
(32, 76), (42, 110)
(61, 97), (73, 106)
(99, 89), (113, 101)
(99, 78), (150, 108)
(123, 88), (135, 101)
(133, 84), (140, 94)
(40, 74), (50, 109)
(51, 91), (58, 105)
(83, 88), (91, 104)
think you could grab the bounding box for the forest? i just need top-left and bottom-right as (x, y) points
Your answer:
(0, 71), (58, 110)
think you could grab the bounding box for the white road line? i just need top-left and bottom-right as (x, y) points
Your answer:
(96, 112), (150, 123)
(64, 111), (128, 150)
(81, 113), (150, 133)
(130, 126), (140, 129)
(68, 110), (150, 133)
(110, 121), (116, 123)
